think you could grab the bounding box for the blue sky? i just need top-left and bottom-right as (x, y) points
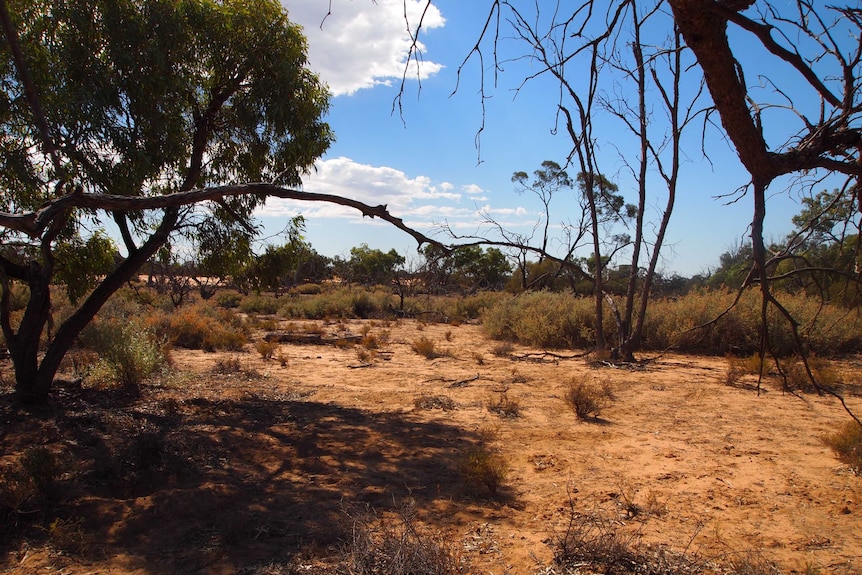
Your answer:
(257, 0), (829, 277)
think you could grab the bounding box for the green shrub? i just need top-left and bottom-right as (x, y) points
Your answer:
(215, 291), (242, 308)
(279, 287), (393, 319)
(79, 319), (167, 387)
(458, 445), (508, 497)
(239, 293), (280, 315)
(293, 283), (322, 295)
(483, 288), (862, 356)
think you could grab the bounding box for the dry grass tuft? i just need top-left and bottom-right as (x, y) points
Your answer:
(565, 375), (612, 420)
(823, 420), (862, 474)
(413, 394), (456, 411)
(343, 502), (475, 575)
(486, 390), (521, 418)
(411, 336), (451, 359)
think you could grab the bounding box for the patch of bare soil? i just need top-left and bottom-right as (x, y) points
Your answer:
(1, 319), (860, 574)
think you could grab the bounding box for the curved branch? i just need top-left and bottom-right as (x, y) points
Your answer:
(0, 183), (442, 248)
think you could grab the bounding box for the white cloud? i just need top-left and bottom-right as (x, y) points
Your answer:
(462, 183), (485, 196)
(284, 0), (446, 96)
(258, 157), (468, 222)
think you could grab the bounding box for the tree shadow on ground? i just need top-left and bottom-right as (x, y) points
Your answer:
(0, 380), (488, 573)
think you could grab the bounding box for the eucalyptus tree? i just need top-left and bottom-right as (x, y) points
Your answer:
(0, 0), (436, 403)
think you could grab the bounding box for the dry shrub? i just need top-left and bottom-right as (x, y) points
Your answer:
(46, 516), (89, 556)
(458, 445), (508, 497)
(413, 394), (456, 411)
(491, 341), (514, 357)
(552, 506), (703, 575)
(823, 420), (862, 474)
(255, 339), (279, 360)
(779, 355), (842, 394)
(725, 353), (763, 387)
(411, 336), (448, 359)
(486, 391), (521, 418)
(361, 334), (379, 349)
(356, 349), (377, 364)
(212, 357), (243, 374)
(144, 303), (247, 351)
(565, 376), (612, 420)
(472, 352), (485, 365)
(483, 291), (598, 349)
(343, 502), (474, 575)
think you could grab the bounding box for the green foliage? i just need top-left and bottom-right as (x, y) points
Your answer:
(341, 243), (405, 286)
(483, 291), (601, 349)
(54, 231), (117, 304)
(0, 0), (332, 401)
(239, 293), (280, 315)
(823, 421), (862, 474)
(215, 291), (243, 308)
(484, 288), (862, 356)
(279, 286), (395, 319)
(458, 445), (508, 497)
(422, 244), (513, 292)
(78, 319), (167, 387)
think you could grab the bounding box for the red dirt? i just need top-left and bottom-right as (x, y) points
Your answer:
(1, 319), (860, 574)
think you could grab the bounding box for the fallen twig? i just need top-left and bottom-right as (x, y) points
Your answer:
(448, 373), (481, 388)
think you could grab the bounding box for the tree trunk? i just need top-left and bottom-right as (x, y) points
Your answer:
(14, 208), (179, 404)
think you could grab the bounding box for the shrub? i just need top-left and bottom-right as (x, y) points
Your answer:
(413, 394), (456, 411)
(293, 283), (322, 295)
(215, 291), (242, 308)
(725, 353), (764, 386)
(343, 502), (474, 575)
(411, 336), (447, 359)
(212, 357), (243, 374)
(458, 445), (508, 497)
(823, 420), (862, 474)
(486, 391), (521, 418)
(565, 376), (611, 420)
(239, 293), (280, 315)
(255, 339), (279, 360)
(19, 447), (62, 494)
(79, 319), (167, 387)
(144, 303), (247, 351)
(491, 341), (514, 357)
(779, 355), (842, 394)
(279, 287), (393, 319)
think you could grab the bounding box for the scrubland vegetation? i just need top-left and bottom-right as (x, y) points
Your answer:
(1, 280), (860, 574)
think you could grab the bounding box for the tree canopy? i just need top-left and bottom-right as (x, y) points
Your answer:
(0, 0), (339, 402)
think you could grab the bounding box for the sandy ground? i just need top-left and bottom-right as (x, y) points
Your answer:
(1, 318), (861, 574)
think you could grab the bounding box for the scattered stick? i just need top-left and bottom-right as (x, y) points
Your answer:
(448, 373), (481, 388)
(347, 363), (374, 369)
(511, 351), (587, 362)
